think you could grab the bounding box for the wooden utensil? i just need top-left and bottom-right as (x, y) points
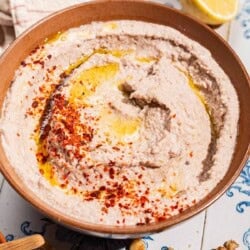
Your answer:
(0, 234), (45, 250)
(0, 231), (6, 244)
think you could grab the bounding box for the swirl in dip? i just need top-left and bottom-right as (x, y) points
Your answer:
(0, 20), (239, 226)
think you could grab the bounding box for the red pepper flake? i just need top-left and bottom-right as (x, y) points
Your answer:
(112, 146), (120, 151)
(39, 169), (44, 175)
(71, 187), (78, 194)
(60, 183), (67, 189)
(99, 186), (106, 191)
(136, 222), (145, 226)
(30, 46), (39, 55)
(40, 154), (48, 164)
(116, 185), (125, 198)
(20, 61), (27, 67)
(107, 193), (116, 199)
(47, 54), (52, 59)
(82, 133), (93, 142)
(178, 207), (184, 213)
(38, 85), (45, 93)
(85, 197), (93, 201)
(31, 100), (39, 108)
(90, 191), (100, 198)
(16, 133), (20, 137)
(112, 182), (118, 188)
(101, 207), (108, 214)
(189, 151), (193, 157)
(140, 196), (149, 207)
(156, 216), (166, 222)
(62, 172), (70, 180)
(59, 72), (67, 79)
(33, 59), (45, 68)
(144, 208), (152, 214)
(170, 204), (178, 210)
(109, 199), (115, 207)
(122, 204), (129, 210)
(122, 175), (128, 181)
(83, 173), (89, 179)
(109, 167), (115, 179)
(108, 161), (115, 167)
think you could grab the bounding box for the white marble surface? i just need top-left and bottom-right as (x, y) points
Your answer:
(0, 0), (249, 249)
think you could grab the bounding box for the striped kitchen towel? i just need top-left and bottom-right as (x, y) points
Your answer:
(0, 0), (14, 54)
(9, 0), (179, 36)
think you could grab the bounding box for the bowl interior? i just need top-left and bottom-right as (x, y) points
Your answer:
(0, 0), (249, 237)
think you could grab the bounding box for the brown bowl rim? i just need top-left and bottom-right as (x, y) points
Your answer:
(0, 0), (249, 236)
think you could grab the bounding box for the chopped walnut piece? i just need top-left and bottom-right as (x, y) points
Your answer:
(129, 239), (146, 250)
(224, 240), (239, 250)
(215, 240), (239, 250)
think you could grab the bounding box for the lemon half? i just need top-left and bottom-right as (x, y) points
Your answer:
(180, 0), (239, 25)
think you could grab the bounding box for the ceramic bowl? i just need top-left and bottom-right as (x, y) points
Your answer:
(0, 0), (249, 238)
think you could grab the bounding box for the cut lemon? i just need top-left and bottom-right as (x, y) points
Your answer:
(180, 0), (239, 25)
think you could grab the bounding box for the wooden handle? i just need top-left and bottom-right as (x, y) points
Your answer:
(0, 234), (45, 250)
(0, 231), (6, 244)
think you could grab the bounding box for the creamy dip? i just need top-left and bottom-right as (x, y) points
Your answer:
(0, 20), (239, 226)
